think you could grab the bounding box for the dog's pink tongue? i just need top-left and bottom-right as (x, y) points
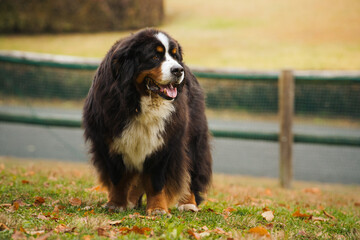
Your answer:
(164, 85), (177, 98)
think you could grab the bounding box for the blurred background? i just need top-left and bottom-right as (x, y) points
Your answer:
(0, 0), (359, 184)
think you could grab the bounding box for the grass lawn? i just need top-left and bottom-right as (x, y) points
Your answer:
(0, 157), (359, 239)
(0, 0), (360, 70)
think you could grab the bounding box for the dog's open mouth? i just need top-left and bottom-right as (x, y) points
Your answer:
(145, 77), (178, 100)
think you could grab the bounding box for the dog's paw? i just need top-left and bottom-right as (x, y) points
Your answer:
(177, 204), (199, 212)
(146, 208), (171, 217)
(103, 202), (126, 212)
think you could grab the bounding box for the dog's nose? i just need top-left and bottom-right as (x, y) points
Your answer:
(171, 66), (184, 78)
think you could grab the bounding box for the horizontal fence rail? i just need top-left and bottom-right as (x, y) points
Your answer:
(0, 113), (359, 147)
(1, 51), (360, 147)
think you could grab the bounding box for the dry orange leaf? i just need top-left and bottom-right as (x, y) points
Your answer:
(262, 210), (275, 222)
(224, 207), (236, 213)
(34, 230), (53, 240)
(21, 180), (30, 184)
(97, 227), (110, 237)
(82, 235), (92, 240)
(187, 229), (201, 240)
(34, 196), (45, 206)
(12, 201), (20, 211)
(323, 210), (336, 220)
(264, 188), (273, 196)
(54, 224), (75, 233)
(0, 223), (9, 231)
(249, 226), (270, 237)
(87, 185), (106, 192)
(292, 210), (311, 219)
(355, 202), (360, 207)
(118, 226), (152, 236)
(69, 198), (82, 206)
(19, 226), (27, 233)
(303, 188), (321, 194)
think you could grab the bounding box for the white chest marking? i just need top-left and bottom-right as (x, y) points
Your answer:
(110, 96), (175, 172)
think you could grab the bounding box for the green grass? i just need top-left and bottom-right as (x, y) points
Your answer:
(1, 157), (359, 239)
(0, 0), (359, 69)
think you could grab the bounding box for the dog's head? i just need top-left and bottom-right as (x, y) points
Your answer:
(111, 28), (185, 101)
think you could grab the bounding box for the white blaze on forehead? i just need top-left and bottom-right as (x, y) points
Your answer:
(155, 32), (184, 83)
(156, 32), (170, 51)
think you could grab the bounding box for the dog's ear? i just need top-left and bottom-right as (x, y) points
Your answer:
(177, 43), (184, 62)
(111, 43), (136, 88)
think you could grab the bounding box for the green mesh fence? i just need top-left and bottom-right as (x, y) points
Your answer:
(0, 51), (360, 146)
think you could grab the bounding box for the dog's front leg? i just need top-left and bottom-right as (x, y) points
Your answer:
(105, 171), (137, 211)
(142, 174), (169, 215)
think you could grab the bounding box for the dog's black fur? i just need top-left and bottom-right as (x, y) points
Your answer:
(83, 28), (212, 212)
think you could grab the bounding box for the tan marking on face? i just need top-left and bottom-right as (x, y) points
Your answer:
(156, 46), (164, 53)
(172, 48), (177, 55)
(135, 66), (162, 84)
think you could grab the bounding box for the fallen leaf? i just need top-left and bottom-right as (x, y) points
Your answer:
(265, 223), (274, 229)
(119, 226), (152, 235)
(297, 230), (307, 236)
(97, 227), (110, 237)
(0, 203), (11, 208)
(201, 226), (209, 231)
(248, 226), (270, 237)
(262, 210), (274, 222)
(187, 229), (201, 239)
(354, 202), (360, 207)
(24, 169), (35, 176)
(303, 188), (321, 194)
(312, 217), (328, 222)
(12, 201), (20, 211)
(34, 196), (45, 206)
(264, 188), (273, 196)
(69, 197), (82, 206)
(82, 235), (92, 240)
(11, 230), (26, 240)
(0, 223), (9, 231)
(323, 210), (336, 220)
(213, 227), (227, 235)
(292, 210), (312, 219)
(27, 230), (45, 235)
(224, 207), (236, 213)
(36, 213), (48, 220)
(199, 231), (211, 237)
(21, 180), (30, 184)
(54, 224), (75, 233)
(109, 220), (123, 226)
(34, 231), (53, 240)
(86, 185), (106, 192)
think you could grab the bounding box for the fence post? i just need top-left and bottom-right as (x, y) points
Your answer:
(279, 70), (294, 188)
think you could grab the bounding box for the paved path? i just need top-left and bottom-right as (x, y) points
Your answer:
(1, 106), (360, 184)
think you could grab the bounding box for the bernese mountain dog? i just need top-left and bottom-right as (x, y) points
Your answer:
(83, 28), (212, 215)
